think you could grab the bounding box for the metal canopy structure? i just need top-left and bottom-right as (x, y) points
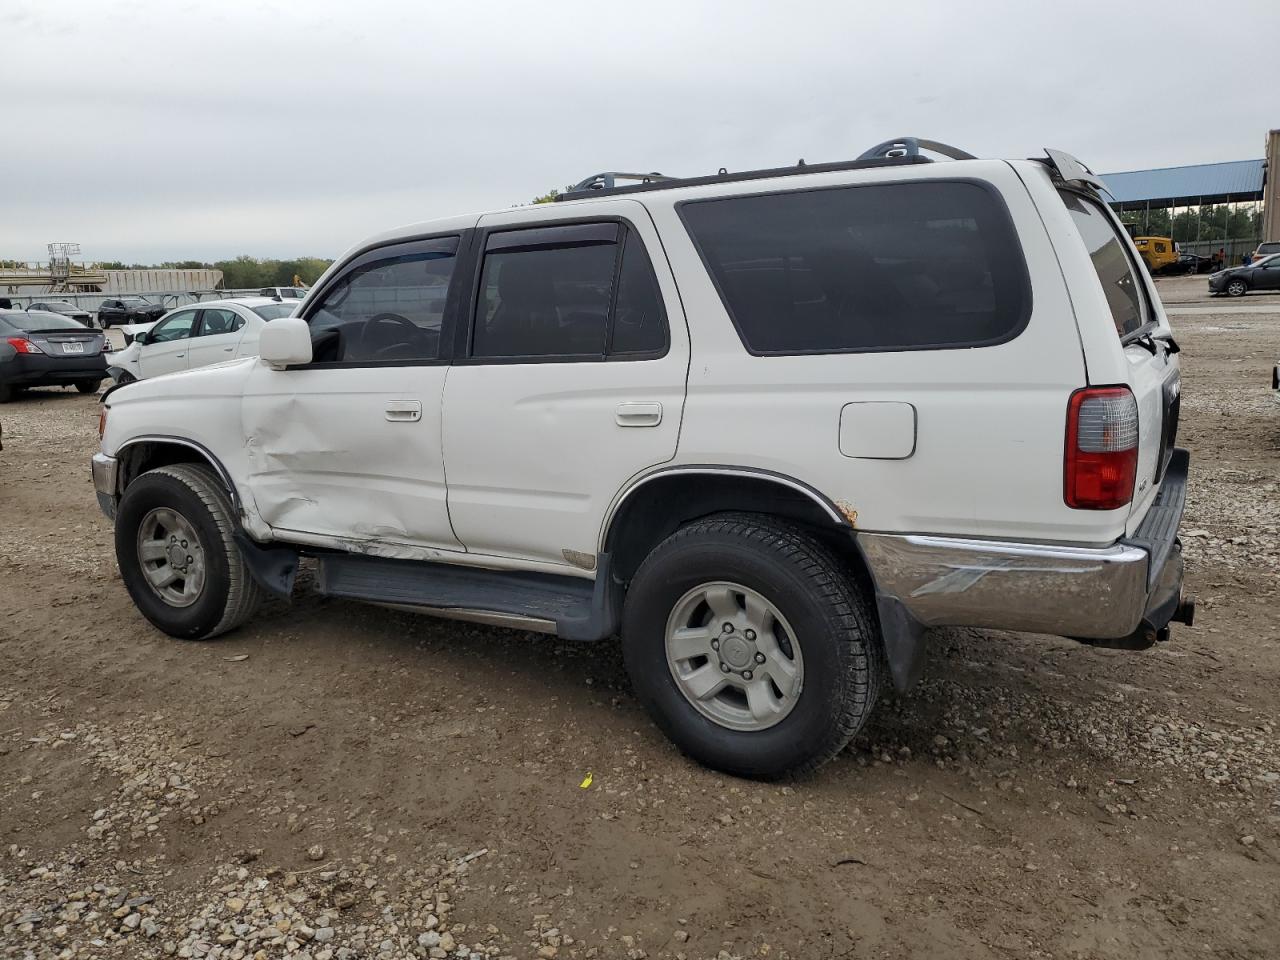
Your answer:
(1100, 159), (1265, 211)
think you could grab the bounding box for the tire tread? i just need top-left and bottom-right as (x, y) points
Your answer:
(624, 511), (883, 778)
(143, 463), (262, 638)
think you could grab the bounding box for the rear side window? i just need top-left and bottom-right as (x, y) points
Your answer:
(1061, 193), (1147, 338)
(471, 222), (668, 360)
(198, 308), (243, 335)
(680, 180), (1031, 354)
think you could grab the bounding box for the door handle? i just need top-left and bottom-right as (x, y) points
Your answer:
(223, 346), (234, 352)
(385, 400), (422, 422)
(615, 401), (663, 427)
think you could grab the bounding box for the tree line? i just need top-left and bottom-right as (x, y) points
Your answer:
(1116, 205), (1262, 244)
(93, 256), (334, 289)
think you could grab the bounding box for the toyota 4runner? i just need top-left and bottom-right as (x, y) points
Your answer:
(92, 139), (1194, 779)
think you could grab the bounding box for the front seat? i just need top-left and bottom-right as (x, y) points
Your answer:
(480, 258), (560, 356)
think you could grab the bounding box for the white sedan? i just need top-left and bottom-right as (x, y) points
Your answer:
(106, 298), (299, 383)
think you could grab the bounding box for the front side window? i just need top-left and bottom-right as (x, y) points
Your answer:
(305, 236), (458, 363)
(1061, 193), (1147, 338)
(148, 311), (198, 343)
(680, 180), (1031, 354)
(471, 222), (668, 360)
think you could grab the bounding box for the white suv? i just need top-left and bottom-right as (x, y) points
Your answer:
(91, 139), (1193, 779)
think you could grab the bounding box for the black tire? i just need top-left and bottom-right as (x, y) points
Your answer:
(1226, 279), (1248, 298)
(114, 371), (137, 386)
(75, 379), (102, 394)
(115, 463), (263, 640)
(0, 383), (11, 404)
(622, 513), (883, 780)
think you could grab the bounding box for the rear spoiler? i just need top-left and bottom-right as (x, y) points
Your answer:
(1039, 148), (1114, 199)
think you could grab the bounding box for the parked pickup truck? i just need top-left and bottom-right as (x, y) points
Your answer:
(91, 139), (1194, 779)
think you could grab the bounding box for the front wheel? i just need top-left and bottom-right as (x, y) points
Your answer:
(1226, 279), (1248, 297)
(115, 463), (262, 640)
(622, 514), (883, 779)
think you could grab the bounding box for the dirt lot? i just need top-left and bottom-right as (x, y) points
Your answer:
(2, 280), (1278, 959)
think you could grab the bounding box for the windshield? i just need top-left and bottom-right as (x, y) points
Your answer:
(121, 297), (148, 304)
(252, 303), (298, 320)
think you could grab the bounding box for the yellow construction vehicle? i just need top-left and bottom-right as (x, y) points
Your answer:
(1132, 236), (1179, 274)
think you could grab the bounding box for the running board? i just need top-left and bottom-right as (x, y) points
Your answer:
(315, 553), (620, 641)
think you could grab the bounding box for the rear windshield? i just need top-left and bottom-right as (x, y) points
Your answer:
(252, 303), (298, 320)
(1259, 243), (1280, 255)
(679, 180), (1031, 354)
(1061, 193), (1147, 338)
(1, 312), (86, 331)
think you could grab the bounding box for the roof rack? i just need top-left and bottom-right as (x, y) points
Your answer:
(554, 136), (977, 201)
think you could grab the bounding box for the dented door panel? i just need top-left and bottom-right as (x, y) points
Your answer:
(240, 363), (460, 550)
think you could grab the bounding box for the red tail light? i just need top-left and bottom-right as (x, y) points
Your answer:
(1065, 386), (1139, 510)
(6, 337), (44, 355)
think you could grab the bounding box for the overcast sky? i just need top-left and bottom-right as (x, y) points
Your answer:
(2, 0), (1275, 264)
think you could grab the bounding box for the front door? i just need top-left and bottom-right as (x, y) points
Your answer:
(442, 202), (689, 568)
(240, 234), (465, 552)
(186, 307), (247, 369)
(139, 308), (198, 377)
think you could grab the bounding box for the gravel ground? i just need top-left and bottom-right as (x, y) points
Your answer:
(2, 285), (1278, 959)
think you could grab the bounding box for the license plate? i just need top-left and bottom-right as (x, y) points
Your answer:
(61, 342), (85, 354)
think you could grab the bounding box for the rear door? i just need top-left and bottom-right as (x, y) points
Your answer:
(186, 307), (247, 369)
(442, 202), (688, 567)
(138, 309), (198, 377)
(1256, 256), (1280, 289)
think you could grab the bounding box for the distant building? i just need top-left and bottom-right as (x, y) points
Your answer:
(1, 265), (224, 296)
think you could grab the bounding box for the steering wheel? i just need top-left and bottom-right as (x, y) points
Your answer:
(359, 312), (420, 359)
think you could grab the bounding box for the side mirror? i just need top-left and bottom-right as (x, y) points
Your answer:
(259, 316), (313, 370)
(135, 332), (150, 345)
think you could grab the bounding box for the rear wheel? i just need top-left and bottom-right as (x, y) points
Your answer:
(115, 463), (262, 640)
(75, 379), (102, 394)
(1226, 278), (1248, 297)
(0, 383), (11, 403)
(622, 513), (883, 779)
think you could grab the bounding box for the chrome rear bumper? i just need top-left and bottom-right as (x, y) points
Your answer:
(860, 449), (1192, 646)
(860, 534), (1156, 639)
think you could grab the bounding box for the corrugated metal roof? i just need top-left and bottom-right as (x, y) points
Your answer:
(1100, 159), (1265, 206)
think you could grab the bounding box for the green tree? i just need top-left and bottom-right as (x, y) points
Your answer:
(531, 189), (560, 204)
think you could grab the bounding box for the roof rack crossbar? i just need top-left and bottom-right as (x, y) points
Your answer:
(856, 137), (977, 162)
(553, 137), (976, 202)
(567, 172), (672, 193)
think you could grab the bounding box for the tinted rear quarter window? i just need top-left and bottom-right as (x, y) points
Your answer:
(1061, 193), (1147, 338)
(680, 180), (1031, 354)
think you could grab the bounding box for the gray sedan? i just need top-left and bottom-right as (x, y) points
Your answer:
(28, 300), (96, 326)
